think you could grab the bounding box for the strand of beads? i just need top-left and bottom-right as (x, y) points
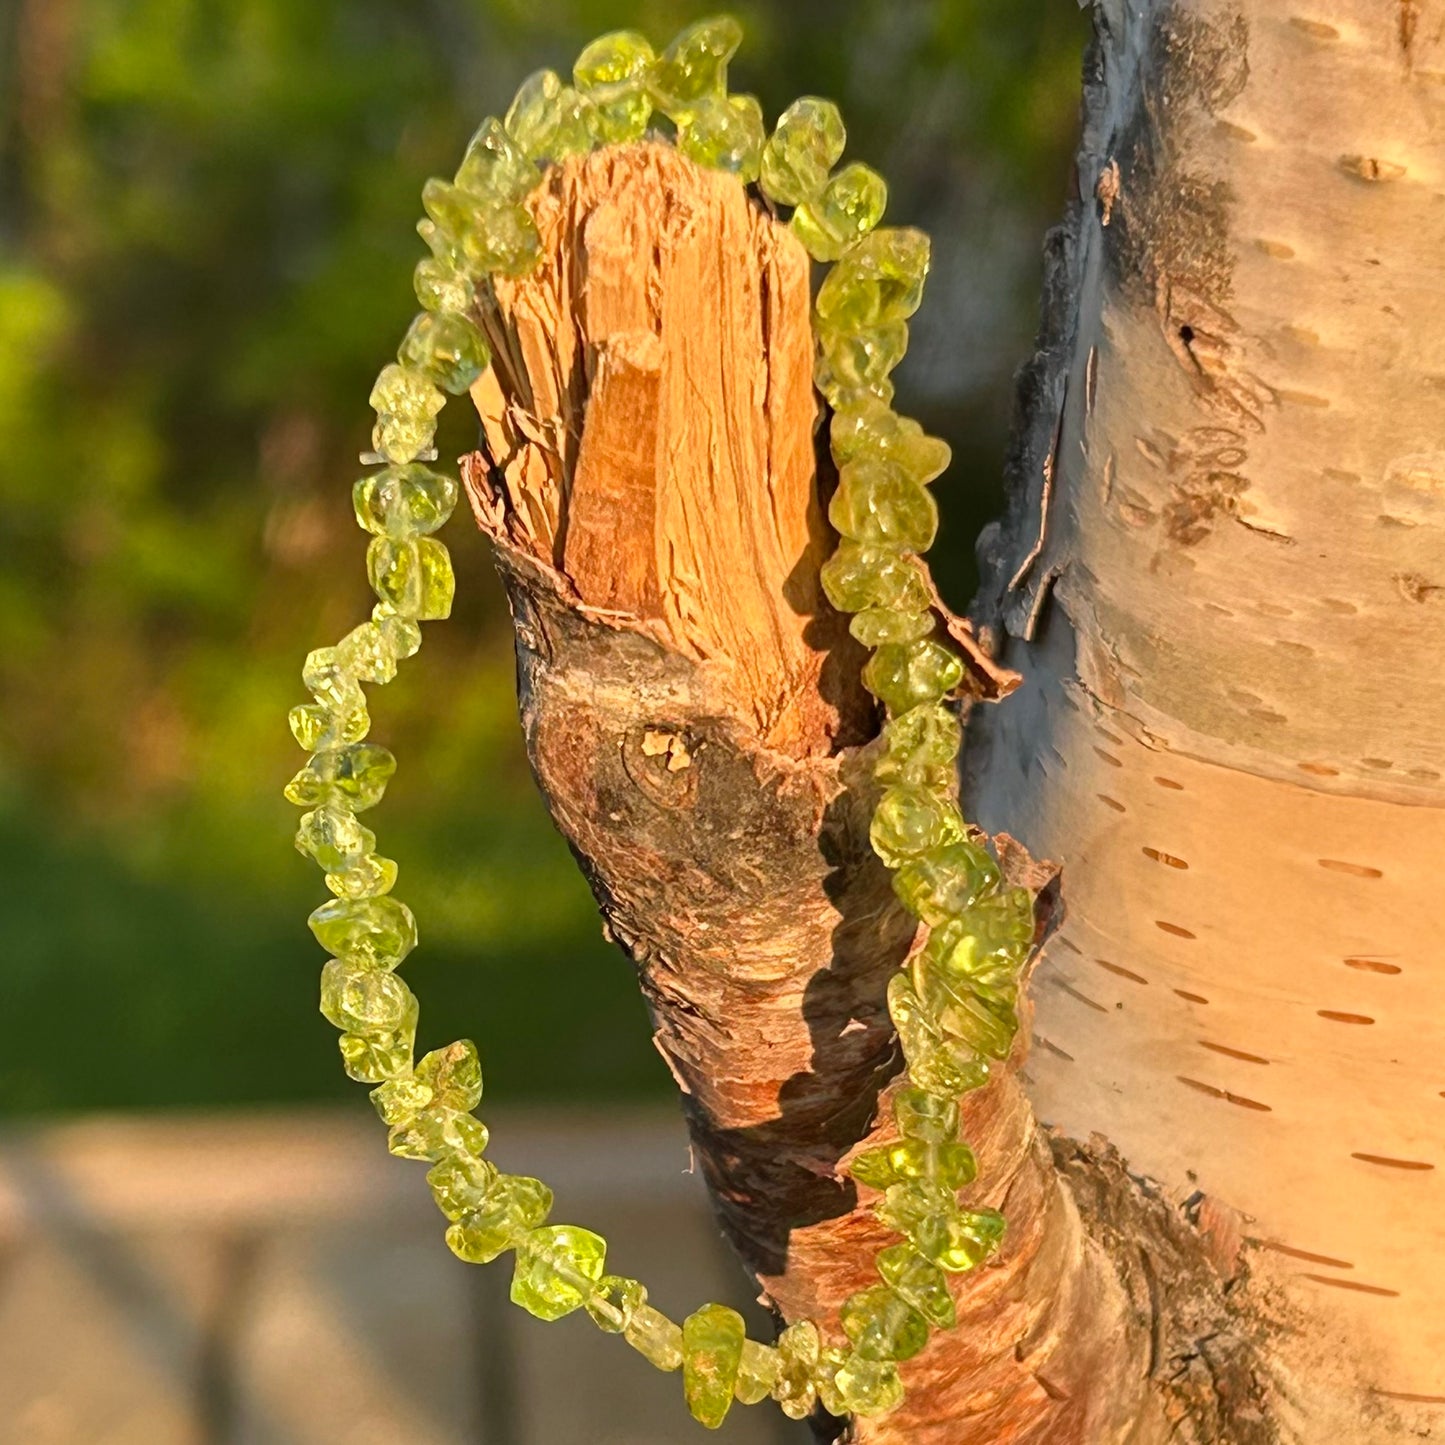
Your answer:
(284, 15), (1034, 1430)
(755, 71), (1036, 1412)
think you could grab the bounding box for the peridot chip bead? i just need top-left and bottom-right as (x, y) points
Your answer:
(790, 162), (887, 262)
(302, 646), (365, 715)
(819, 541), (930, 616)
(586, 1274), (647, 1333)
(915, 936), (1021, 1056)
(771, 1319), (820, 1420)
(295, 806), (376, 873)
(325, 853), (398, 900)
(815, 321), (908, 409)
(472, 202), (544, 278)
(833, 1352), (905, 1416)
(288, 700), (369, 752)
(848, 1144), (896, 1190)
(388, 1106), (490, 1162)
(397, 311), (490, 395)
(446, 1215), (510, 1265)
(418, 215), (469, 271)
(678, 94), (765, 181)
(924, 902), (1033, 982)
(813, 1345), (850, 1418)
(829, 459), (939, 550)
(446, 1174), (553, 1263)
(414, 255), (474, 315)
(427, 1152), (500, 1220)
(862, 638), (965, 715)
(876, 703), (961, 789)
(832, 400), (952, 484)
(850, 1137), (977, 1192)
(681, 1302), (745, 1429)
(875, 1176), (953, 1237)
(624, 1302), (685, 1371)
(334, 621), (397, 685)
(369, 362), (445, 464)
(849, 608), (932, 648)
(915, 1207), (1005, 1274)
(455, 117), (539, 202)
(877, 1242), (956, 1329)
(892, 1137), (979, 1188)
(893, 1087), (959, 1144)
(840, 1284), (929, 1363)
(339, 1027), (414, 1084)
(284, 742), (398, 812)
(816, 227), (931, 330)
(310, 895), (417, 970)
(367, 536), (455, 621)
(421, 179), (541, 278)
(870, 783), (965, 867)
(887, 974), (991, 1097)
(319, 959), (418, 1034)
(918, 971), (1020, 1060)
(759, 97), (845, 206)
(372, 602), (422, 661)
(734, 1339), (781, 1405)
(420, 179), (483, 248)
(370, 1076), (432, 1126)
(354, 465), (456, 540)
(573, 31), (655, 144)
(986, 883), (1037, 937)
(510, 1224), (608, 1321)
(650, 15), (743, 120)
(505, 69), (596, 163)
(415, 1039), (483, 1111)
(893, 841), (1002, 927)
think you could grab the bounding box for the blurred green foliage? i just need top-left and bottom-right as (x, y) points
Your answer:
(0, 0), (1087, 1115)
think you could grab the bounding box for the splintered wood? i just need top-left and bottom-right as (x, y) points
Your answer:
(468, 142), (851, 757)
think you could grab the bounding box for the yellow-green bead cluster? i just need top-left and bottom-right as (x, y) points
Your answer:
(747, 53), (1032, 1402)
(287, 15), (1034, 1431)
(817, 377), (1030, 1399)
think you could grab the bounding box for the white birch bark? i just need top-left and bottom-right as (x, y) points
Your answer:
(968, 1), (1445, 1434)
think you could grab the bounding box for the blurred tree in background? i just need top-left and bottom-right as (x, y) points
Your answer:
(0, 0), (1086, 1114)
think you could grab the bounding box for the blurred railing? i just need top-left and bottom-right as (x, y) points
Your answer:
(0, 1107), (809, 1444)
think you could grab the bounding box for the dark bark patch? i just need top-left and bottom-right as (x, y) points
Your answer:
(1303, 1274), (1400, 1298)
(1107, 4), (1277, 447)
(1343, 957), (1402, 975)
(1251, 1238), (1354, 1270)
(1177, 1075), (1272, 1111)
(1399, 0), (1420, 64)
(1351, 1152), (1434, 1171)
(1155, 6), (1250, 115)
(1051, 1134), (1281, 1444)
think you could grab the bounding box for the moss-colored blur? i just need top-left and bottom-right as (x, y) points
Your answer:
(0, 1), (1087, 1115)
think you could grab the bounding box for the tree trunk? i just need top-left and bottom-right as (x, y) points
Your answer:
(462, 4), (1445, 1438)
(969, 0), (1445, 1439)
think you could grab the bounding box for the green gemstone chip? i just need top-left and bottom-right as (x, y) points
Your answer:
(759, 96), (845, 207)
(682, 1302), (746, 1428)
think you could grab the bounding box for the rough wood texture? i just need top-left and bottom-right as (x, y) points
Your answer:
(468, 141), (861, 758)
(457, 143), (1203, 1442)
(969, 0), (1445, 1437)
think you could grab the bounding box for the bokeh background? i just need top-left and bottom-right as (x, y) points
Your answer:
(0, 2), (1088, 1439)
